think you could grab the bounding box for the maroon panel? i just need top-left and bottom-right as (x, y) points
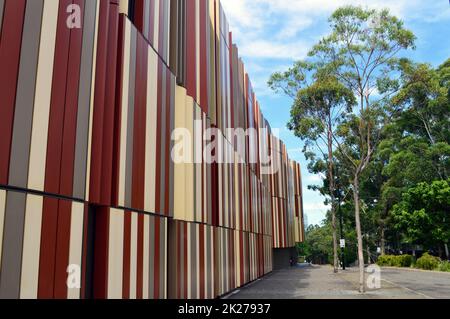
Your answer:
(112, 15), (126, 206)
(136, 214), (144, 299)
(89, 0), (110, 204)
(155, 60), (163, 213)
(0, 0), (26, 184)
(131, 34), (147, 211)
(101, 2), (120, 205)
(199, 0), (208, 113)
(81, 204), (89, 299)
(45, 0), (71, 195)
(185, 0), (196, 100)
(60, 0), (84, 197)
(93, 206), (110, 299)
(229, 32), (234, 128)
(38, 197), (59, 298)
(53, 200), (73, 299)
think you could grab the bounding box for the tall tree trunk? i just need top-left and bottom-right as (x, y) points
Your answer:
(353, 176), (365, 293)
(444, 243), (449, 260)
(327, 127), (338, 273)
(380, 224), (385, 256)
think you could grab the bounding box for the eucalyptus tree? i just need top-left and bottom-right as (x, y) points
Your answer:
(307, 6), (416, 292)
(269, 62), (356, 273)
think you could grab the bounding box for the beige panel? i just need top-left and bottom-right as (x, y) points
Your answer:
(185, 97), (194, 222)
(144, 49), (158, 213)
(153, 0), (159, 51)
(0, 190), (5, 268)
(119, 0), (129, 14)
(67, 202), (85, 299)
(142, 214), (149, 299)
(19, 194), (43, 299)
(129, 213), (138, 299)
(85, 0), (101, 199)
(173, 86), (187, 220)
(108, 209), (124, 299)
(118, 20), (132, 207)
(27, 0), (59, 190)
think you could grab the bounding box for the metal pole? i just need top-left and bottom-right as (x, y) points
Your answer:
(338, 191), (345, 270)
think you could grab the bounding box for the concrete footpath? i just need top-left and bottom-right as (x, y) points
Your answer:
(225, 263), (450, 299)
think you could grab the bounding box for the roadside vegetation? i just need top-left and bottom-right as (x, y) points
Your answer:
(270, 5), (450, 292)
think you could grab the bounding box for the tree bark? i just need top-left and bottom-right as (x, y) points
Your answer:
(353, 176), (365, 293)
(445, 243), (449, 260)
(331, 204), (339, 272)
(327, 125), (339, 273)
(380, 224), (385, 256)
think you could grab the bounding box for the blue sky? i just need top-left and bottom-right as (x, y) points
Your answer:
(220, 0), (450, 226)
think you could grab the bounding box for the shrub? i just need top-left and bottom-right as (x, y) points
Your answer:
(415, 253), (441, 270)
(376, 255), (413, 267)
(438, 261), (450, 272)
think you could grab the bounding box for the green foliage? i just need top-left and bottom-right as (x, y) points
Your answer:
(415, 253), (441, 270)
(391, 179), (450, 247)
(376, 255), (413, 267)
(438, 261), (450, 272)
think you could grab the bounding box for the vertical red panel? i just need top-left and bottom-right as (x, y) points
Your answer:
(101, 2), (120, 205)
(199, 0), (208, 113)
(136, 214), (144, 299)
(54, 200), (73, 298)
(185, 0), (196, 99)
(38, 198), (59, 298)
(0, 0), (26, 184)
(154, 60), (163, 213)
(134, 0), (145, 31)
(45, 0), (71, 196)
(81, 204), (89, 299)
(229, 32), (234, 129)
(112, 15), (126, 206)
(89, 0), (110, 204)
(131, 36), (147, 210)
(93, 207), (110, 299)
(60, 0), (84, 197)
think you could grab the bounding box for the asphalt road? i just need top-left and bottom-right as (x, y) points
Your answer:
(225, 264), (450, 299)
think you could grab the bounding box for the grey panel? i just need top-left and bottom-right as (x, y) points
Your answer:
(8, 0), (44, 188)
(125, 29), (137, 208)
(73, 0), (97, 199)
(0, 192), (26, 298)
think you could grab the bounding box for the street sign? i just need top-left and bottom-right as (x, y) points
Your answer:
(340, 239), (345, 248)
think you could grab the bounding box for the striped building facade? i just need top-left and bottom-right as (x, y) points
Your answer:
(0, 0), (305, 299)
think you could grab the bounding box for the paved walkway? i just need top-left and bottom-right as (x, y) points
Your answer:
(225, 264), (450, 299)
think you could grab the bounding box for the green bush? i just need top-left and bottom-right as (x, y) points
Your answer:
(438, 261), (450, 272)
(415, 253), (441, 270)
(376, 255), (413, 267)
